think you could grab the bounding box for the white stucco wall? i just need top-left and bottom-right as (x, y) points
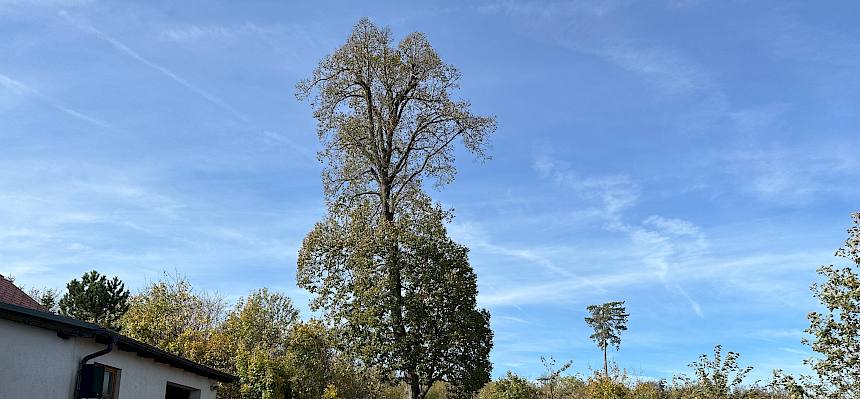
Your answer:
(0, 318), (221, 399)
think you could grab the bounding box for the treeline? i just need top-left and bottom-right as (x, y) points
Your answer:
(119, 276), (401, 399)
(475, 351), (804, 399)
(6, 267), (817, 399)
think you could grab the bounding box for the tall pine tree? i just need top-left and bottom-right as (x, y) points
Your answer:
(59, 270), (129, 330)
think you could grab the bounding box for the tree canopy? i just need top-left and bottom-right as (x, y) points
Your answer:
(295, 18), (495, 215)
(58, 270), (129, 330)
(219, 289), (299, 399)
(299, 199), (492, 399)
(120, 274), (225, 365)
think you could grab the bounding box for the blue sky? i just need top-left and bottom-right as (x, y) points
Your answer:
(2, 0), (858, 382)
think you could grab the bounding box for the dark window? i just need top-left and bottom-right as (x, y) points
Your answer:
(165, 382), (199, 399)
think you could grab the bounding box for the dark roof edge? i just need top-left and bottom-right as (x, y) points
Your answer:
(0, 302), (236, 383)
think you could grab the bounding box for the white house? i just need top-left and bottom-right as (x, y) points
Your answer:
(0, 276), (236, 399)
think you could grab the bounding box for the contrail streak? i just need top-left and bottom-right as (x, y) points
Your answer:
(0, 72), (111, 129)
(57, 10), (314, 160)
(59, 10), (249, 123)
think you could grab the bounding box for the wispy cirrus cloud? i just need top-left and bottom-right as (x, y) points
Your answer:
(159, 23), (278, 45)
(533, 155), (709, 316)
(454, 154), (713, 315)
(0, 158), (312, 294)
(598, 40), (716, 95)
(534, 156), (639, 224)
(479, 0), (717, 96)
(478, 0), (629, 19)
(725, 141), (860, 205)
(478, 0), (730, 134)
(476, 270), (654, 307)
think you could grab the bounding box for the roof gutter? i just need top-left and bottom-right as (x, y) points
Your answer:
(73, 335), (118, 399)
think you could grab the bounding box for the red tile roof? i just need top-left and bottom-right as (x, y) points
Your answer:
(0, 274), (47, 311)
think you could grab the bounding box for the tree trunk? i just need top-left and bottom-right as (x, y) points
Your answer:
(603, 344), (608, 378)
(380, 181), (415, 399)
(408, 372), (421, 399)
(381, 181), (405, 339)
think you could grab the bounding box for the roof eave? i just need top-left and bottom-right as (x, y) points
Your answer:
(0, 302), (237, 383)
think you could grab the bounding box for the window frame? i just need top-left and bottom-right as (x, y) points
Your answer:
(93, 363), (121, 399)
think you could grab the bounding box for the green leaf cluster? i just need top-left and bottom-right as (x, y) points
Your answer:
(58, 270), (129, 330)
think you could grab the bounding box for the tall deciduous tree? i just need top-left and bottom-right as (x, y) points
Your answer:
(58, 270), (129, 330)
(296, 18), (495, 399)
(804, 212), (860, 399)
(585, 301), (629, 377)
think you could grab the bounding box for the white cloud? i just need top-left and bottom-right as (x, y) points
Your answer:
(479, 0), (715, 96)
(478, 0), (629, 19)
(602, 43), (713, 94)
(478, 270), (654, 307)
(643, 215), (701, 237)
(159, 23), (278, 45)
(728, 142), (860, 204)
(534, 156), (639, 226)
(675, 285), (704, 318)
